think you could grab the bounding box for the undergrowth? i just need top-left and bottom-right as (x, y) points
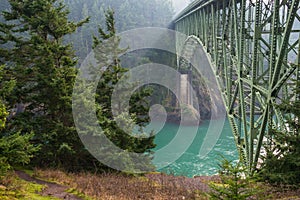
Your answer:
(0, 171), (58, 200)
(34, 169), (201, 200)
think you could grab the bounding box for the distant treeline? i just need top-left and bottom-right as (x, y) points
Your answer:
(0, 0), (174, 62)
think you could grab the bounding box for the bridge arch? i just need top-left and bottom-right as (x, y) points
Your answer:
(173, 0), (300, 172)
(178, 35), (225, 120)
(177, 34), (228, 158)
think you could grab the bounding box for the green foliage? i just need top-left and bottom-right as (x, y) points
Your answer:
(0, 132), (38, 176)
(208, 158), (259, 200)
(0, 0), (158, 173)
(0, 65), (14, 129)
(259, 70), (300, 186)
(0, 66), (38, 177)
(91, 9), (156, 172)
(0, 0), (90, 170)
(0, 103), (7, 129)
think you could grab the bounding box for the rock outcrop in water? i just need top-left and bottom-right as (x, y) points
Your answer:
(166, 104), (201, 126)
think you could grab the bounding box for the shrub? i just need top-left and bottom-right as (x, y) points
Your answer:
(208, 158), (259, 200)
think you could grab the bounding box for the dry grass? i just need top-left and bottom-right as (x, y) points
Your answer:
(34, 169), (206, 200)
(33, 169), (300, 200)
(0, 171), (23, 193)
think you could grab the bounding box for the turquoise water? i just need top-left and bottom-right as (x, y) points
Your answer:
(149, 119), (238, 177)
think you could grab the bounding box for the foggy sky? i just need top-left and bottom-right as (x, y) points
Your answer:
(172, 0), (191, 14)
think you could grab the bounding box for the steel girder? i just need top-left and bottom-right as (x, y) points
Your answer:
(174, 0), (300, 172)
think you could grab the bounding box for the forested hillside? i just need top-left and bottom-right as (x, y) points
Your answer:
(0, 0), (174, 62)
(64, 0), (174, 62)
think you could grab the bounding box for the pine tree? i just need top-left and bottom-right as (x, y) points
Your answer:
(91, 9), (156, 172)
(0, 0), (89, 169)
(0, 65), (38, 177)
(209, 158), (260, 200)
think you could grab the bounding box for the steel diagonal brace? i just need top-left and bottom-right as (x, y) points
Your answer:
(272, 64), (297, 95)
(270, 0), (299, 91)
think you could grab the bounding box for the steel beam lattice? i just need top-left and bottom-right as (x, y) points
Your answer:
(173, 0), (300, 172)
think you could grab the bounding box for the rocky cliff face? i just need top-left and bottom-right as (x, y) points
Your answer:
(165, 75), (224, 126)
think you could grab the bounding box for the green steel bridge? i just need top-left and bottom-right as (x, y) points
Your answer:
(173, 0), (300, 172)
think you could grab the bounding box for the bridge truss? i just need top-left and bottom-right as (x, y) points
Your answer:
(174, 0), (300, 172)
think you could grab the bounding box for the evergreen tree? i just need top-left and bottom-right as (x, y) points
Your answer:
(209, 158), (260, 200)
(0, 65), (37, 177)
(91, 9), (156, 172)
(0, 0), (89, 169)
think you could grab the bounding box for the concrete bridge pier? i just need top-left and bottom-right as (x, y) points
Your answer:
(179, 73), (193, 106)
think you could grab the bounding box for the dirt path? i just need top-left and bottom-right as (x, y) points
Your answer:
(15, 171), (82, 200)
